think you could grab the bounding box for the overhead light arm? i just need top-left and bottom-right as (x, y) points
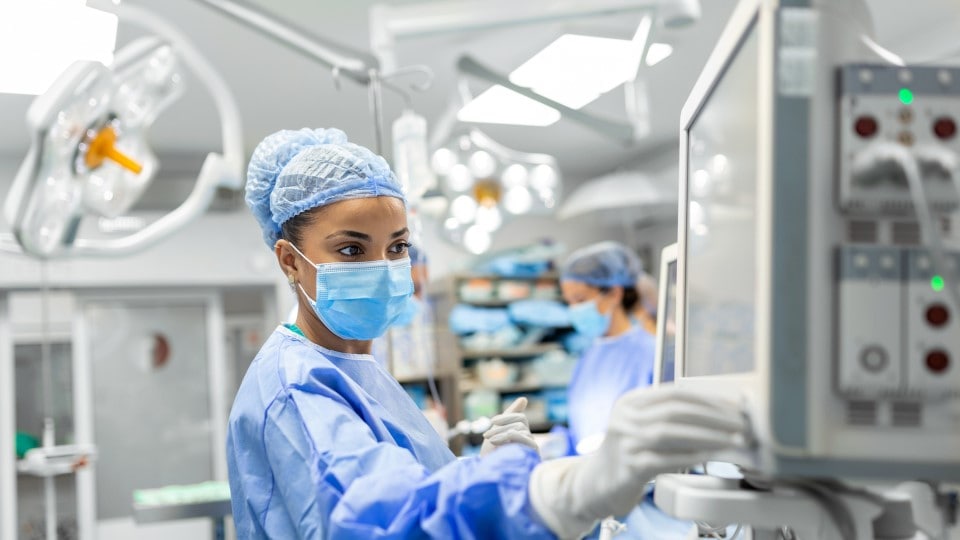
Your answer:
(185, 0), (433, 153)
(371, 0), (701, 72)
(187, 0), (378, 85)
(456, 55), (636, 146)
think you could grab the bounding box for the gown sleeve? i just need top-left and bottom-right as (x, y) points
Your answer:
(260, 383), (556, 540)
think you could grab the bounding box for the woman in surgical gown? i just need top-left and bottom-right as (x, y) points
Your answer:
(558, 242), (692, 538)
(558, 241), (656, 455)
(226, 128), (747, 539)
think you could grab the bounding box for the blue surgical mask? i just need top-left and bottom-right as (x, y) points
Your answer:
(393, 295), (423, 328)
(289, 243), (413, 340)
(568, 300), (611, 340)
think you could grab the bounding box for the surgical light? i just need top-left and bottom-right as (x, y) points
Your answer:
(508, 18), (651, 110)
(98, 215), (145, 233)
(457, 85), (561, 127)
(431, 147), (457, 176)
(645, 43), (674, 67)
(502, 164), (528, 188)
(432, 129), (561, 255)
(0, 1), (118, 95)
(468, 150), (497, 178)
(504, 186), (533, 215)
(451, 195), (478, 224)
(446, 164), (475, 192)
(2, 2), (244, 258)
(475, 205), (503, 232)
(6, 41), (179, 256)
(529, 164), (558, 191)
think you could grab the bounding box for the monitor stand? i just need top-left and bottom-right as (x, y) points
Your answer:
(653, 473), (953, 540)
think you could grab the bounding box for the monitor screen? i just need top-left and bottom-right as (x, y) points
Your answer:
(659, 258), (678, 383)
(682, 22), (759, 378)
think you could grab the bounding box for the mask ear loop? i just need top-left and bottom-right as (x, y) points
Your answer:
(595, 286), (616, 317)
(286, 241), (318, 267)
(282, 241), (319, 297)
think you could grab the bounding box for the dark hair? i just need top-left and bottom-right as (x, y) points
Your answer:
(598, 285), (640, 313)
(280, 209), (320, 246)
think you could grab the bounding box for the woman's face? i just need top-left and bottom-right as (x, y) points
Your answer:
(307, 196), (406, 261)
(277, 196), (410, 287)
(560, 280), (621, 316)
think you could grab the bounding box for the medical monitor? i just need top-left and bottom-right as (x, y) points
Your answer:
(680, 16), (758, 381)
(653, 244), (678, 386)
(675, 0), (960, 480)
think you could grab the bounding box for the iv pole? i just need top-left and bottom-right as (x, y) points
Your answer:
(189, 0), (433, 155)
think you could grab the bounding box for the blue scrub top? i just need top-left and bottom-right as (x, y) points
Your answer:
(563, 327), (691, 540)
(566, 326), (655, 452)
(227, 326), (553, 539)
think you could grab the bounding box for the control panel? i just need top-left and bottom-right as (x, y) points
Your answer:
(837, 246), (904, 396)
(904, 249), (960, 397)
(837, 246), (960, 399)
(838, 64), (960, 215)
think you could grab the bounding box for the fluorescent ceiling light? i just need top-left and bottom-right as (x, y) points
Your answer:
(457, 85), (561, 127)
(0, 0), (118, 95)
(646, 43), (674, 66)
(507, 16), (651, 110)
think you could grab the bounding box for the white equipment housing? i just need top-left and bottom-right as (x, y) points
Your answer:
(674, 0), (960, 480)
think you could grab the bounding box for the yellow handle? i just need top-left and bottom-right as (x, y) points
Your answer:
(84, 126), (143, 174)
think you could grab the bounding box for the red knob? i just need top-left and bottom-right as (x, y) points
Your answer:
(855, 116), (878, 138)
(934, 117), (957, 140)
(926, 304), (950, 327)
(926, 350), (950, 373)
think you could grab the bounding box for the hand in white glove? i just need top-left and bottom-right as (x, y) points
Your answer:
(480, 397), (539, 456)
(528, 386), (749, 539)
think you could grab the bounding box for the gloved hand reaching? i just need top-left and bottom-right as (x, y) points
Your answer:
(528, 386), (749, 539)
(480, 397), (539, 457)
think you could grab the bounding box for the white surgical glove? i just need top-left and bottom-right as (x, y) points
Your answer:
(528, 386), (748, 539)
(480, 397), (539, 456)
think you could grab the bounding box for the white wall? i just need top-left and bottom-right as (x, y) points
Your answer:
(0, 210), (281, 290)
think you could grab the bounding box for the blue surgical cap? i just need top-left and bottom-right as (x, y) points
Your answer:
(245, 127), (406, 247)
(408, 243), (427, 266)
(561, 241), (643, 288)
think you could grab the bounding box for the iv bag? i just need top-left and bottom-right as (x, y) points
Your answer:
(391, 110), (436, 204)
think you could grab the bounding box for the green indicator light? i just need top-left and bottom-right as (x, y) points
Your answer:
(931, 274), (945, 292)
(899, 88), (914, 105)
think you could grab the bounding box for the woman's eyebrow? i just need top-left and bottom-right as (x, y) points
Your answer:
(391, 227), (409, 239)
(326, 230), (371, 241)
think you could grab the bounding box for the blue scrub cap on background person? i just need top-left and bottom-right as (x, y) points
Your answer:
(408, 243), (427, 266)
(561, 241), (643, 288)
(245, 127), (407, 247)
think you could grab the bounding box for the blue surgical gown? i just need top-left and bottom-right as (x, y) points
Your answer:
(566, 326), (655, 452)
(227, 326), (554, 539)
(562, 327), (691, 540)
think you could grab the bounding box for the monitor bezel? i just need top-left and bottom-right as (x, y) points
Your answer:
(675, 0), (765, 391)
(653, 243), (677, 387)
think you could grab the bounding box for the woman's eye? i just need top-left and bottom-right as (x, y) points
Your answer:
(338, 245), (363, 257)
(390, 242), (410, 255)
